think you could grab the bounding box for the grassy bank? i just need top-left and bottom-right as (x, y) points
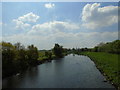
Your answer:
(80, 52), (119, 89)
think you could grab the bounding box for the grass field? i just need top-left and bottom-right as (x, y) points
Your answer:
(80, 52), (119, 89)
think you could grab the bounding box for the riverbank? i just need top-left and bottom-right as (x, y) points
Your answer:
(2, 50), (68, 79)
(3, 54), (115, 88)
(79, 52), (119, 90)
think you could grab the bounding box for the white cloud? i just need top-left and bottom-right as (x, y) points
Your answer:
(0, 22), (2, 26)
(82, 3), (118, 29)
(3, 31), (118, 49)
(4, 20), (81, 49)
(13, 19), (31, 30)
(17, 12), (40, 23)
(28, 21), (80, 35)
(3, 19), (118, 49)
(2, 3), (119, 50)
(44, 3), (55, 8)
(12, 12), (40, 30)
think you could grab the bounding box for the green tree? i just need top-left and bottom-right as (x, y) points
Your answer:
(45, 51), (49, 57)
(53, 44), (63, 58)
(2, 42), (39, 78)
(93, 46), (98, 52)
(27, 45), (39, 66)
(2, 42), (16, 78)
(45, 51), (52, 59)
(94, 40), (120, 54)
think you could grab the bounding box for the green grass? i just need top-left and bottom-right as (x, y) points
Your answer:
(80, 52), (119, 89)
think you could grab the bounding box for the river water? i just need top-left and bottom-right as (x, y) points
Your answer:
(2, 54), (115, 88)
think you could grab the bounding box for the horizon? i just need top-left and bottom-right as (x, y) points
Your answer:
(1, 39), (119, 51)
(1, 2), (118, 50)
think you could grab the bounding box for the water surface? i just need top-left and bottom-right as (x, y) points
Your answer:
(2, 54), (115, 88)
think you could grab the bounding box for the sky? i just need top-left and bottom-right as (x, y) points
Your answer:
(0, 2), (119, 50)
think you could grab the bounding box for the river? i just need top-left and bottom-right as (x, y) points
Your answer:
(2, 54), (115, 88)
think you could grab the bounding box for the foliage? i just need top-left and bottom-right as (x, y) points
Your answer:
(27, 45), (39, 66)
(45, 51), (52, 59)
(93, 40), (120, 54)
(53, 44), (63, 58)
(2, 42), (39, 78)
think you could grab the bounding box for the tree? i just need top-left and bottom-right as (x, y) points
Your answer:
(94, 40), (120, 54)
(45, 51), (49, 57)
(48, 52), (52, 59)
(27, 44), (39, 66)
(2, 42), (39, 78)
(45, 51), (52, 59)
(53, 44), (63, 58)
(2, 42), (16, 78)
(93, 46), (98, 52)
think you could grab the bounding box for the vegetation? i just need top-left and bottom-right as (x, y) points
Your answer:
(1, 42), (69, 78)
(1, 42), (39, 78)
(53, 43), (64, 58)
(45, 51), (52, 59)
(1, 39), (120, 89)
(80, 52), (120, 89)
(38, 50), (55, 61)
(92, 40), (120, 54)
(71, 40), (120, 89)
(38, 44), (70, 61)
(72, 40), (120, 54)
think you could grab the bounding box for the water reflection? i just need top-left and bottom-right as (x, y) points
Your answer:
(2, 54), (115, 88)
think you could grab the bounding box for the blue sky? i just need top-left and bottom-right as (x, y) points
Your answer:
(1, 2), (119, 49)
(2, 2), (118, 23)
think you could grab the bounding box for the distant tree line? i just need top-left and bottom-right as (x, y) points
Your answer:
(1, 42), (39, 78)
(92, 40), (120, 54)
(2, 40), (119, 78)
(72, 40), (120, 54)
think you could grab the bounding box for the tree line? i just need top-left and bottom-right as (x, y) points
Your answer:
(72, 40), (120, 54)
(93, 40), (120, 54)
(1, 42), (66, 78)
(1, 42), (39, 78)
(1, 40), (119, 78)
